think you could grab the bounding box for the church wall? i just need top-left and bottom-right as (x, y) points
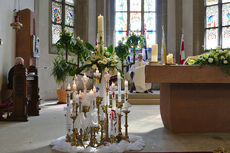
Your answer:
(35, 0), (59, 100)
(0, 0), (34, 102)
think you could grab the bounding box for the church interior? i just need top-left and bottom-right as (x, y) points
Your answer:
(1, 0), (230, 153)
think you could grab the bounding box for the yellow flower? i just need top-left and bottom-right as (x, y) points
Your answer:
(104, 67), (109, 73)
(92, 64), (98, 70)
(86, 61), (92, 65)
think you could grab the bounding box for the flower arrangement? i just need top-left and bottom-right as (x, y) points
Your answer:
(76, 44), (120, 77)
(126, 32), (145, 66)
(188, 47), (230, 74)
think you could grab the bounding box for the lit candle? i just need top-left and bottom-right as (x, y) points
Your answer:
(151, 44), (158, 62)
(117, 72), (121, 102)
(167, 54), (174, 64)
(67, 83), (71, 91)
(93, 86), (97, 93)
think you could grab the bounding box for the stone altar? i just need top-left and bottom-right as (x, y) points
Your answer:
(145, 65), (230, 133)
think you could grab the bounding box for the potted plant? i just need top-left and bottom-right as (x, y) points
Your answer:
(52, 30), (74, 104)
(126, 32), (145, 66)
(115, 40), (130, 73)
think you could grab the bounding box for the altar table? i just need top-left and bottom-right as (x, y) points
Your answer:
(145, 65), (230, 133)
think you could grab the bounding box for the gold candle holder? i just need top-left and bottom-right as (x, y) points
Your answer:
(102, 105), (110, 142)
(71, 116), (77, 146)
(82, 106), (90, 141)
(96, 97), (103, 123)
(66, 134), (71, 142)
(97, 120), (105, 146)
(116, 102), (123, 137)
(122, 110), (130, 142)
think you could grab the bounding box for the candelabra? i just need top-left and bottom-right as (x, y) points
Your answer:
(64, 73), (131, 148)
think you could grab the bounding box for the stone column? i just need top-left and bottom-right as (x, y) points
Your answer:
(76, 0), (89, 42)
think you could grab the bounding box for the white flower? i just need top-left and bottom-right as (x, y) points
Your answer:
(105, 52), (109, 56)
(220, 56), (225, 60)
(81, 40), (83, 43)
(77, 37), (80, 41)
(208, 58), (214, 63)
(92, 64), (98, 70)
(104, 47), (107, 51)
(224, 60), (228, 64)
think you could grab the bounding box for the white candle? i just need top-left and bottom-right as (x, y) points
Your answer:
(93, 86), (97, 93)
(117, 72), (121, 102)
(111, 83), (116, 109)
(76, 94), (79, 104)
(73, 81), (76, 91)
(151, 44), (158, 62)
(124, 80), (128, 103)
(167, 54), (174, 64)
(98, 14), (104, 40)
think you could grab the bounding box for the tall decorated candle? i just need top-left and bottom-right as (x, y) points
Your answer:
(110, 82), (116, 109)
(117, 72), (121, 102)
(151, 44), (158, 62)
(124, 80), (128, 103)
(98, 14), (104, 41)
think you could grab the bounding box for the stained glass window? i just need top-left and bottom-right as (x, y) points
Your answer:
(222, 0), (230, 3)
(51, 0), (75, 46)
(144, 13), (156, 31)
(130, 13), (141, 31)
(52, 2), (62, 24)
(146, 31), (156, 48)
(205, 0), (230, 49)
(115, 0), (157, 50)
(206, 29), (218, 49)
(115, 32), (127, 45)
(52, 24), (62, 44)
(65, 5), (74, 27)
(222, 3), (230, 26)
(222, 27), (230, 48)
(116, 0), (127, 11)
(130, 0), (141, 11)
(206, 6), (218, 28)
(115, 13), (127, 31)
(206, 0), (218, 6)
(65, 0), (74, 5)
(144, 0), (156, 12)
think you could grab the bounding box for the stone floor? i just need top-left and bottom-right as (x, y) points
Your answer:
(0, 103), (230, 153)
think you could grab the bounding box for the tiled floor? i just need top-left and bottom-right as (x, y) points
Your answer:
(0, 102), (230, 153)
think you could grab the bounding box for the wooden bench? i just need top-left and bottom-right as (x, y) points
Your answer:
(0, 64), (40, 121)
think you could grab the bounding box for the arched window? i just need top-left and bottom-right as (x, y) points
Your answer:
(50, 0), (76, 53)
(115, 0), (156, 50)
(205, 0), (230, 50)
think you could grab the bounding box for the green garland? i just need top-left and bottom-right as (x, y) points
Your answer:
(188, 47), (230, 74)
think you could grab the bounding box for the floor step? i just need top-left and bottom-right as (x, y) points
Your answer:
(128, 93), (160, 99)
(129, 99), (160, 105)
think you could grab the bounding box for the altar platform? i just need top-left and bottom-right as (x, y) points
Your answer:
(145, 65), (230, 133)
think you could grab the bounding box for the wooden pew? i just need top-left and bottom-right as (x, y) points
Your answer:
(27, 66), (40, 116)
(10, 64), (28, 121)
(0, 65), (40, 121)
